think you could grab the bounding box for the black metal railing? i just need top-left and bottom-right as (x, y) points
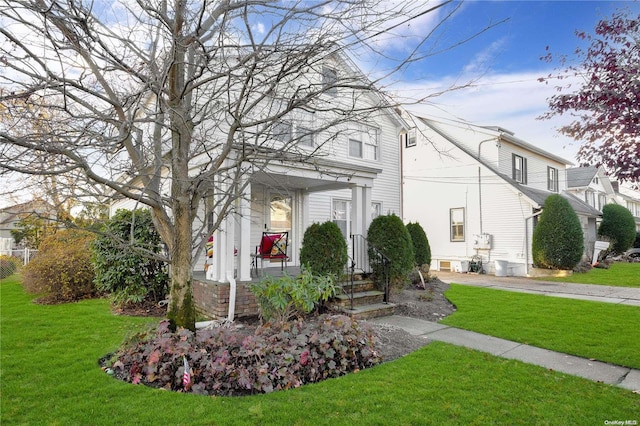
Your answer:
(347, 234), (391, 304)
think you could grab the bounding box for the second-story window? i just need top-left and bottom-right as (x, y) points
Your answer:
(273, 121), (292, 143)
(450, 207), (465, 242)
(296, 126), (314, 148)
(547, 167), (558, 192)
(322, 67), (337, 96)
(349, 127), (379, 160)
(512, 154), (527, 184)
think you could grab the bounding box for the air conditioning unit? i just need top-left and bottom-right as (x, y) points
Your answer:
(473, 233), (491, 250)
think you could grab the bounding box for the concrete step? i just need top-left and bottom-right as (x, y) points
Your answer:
(330, 290), (385, 308)
(337, 302), (396, 320)
(336, 279), (377, 293)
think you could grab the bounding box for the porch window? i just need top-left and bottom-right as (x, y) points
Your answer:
(332, 199), (350, 239)
(450, 207), (465, 242)
(512, 154), (527, 184)
(322, 67), (337, 96)
(547, 166), (558, 192)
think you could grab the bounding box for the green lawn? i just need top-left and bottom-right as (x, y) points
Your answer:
(1, 275), (638, 425)
(538, 262), (640, 287)
(442, 284), (640, 369)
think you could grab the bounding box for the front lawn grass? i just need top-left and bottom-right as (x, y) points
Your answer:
(442, 284), (640, 369)
(538, 262), (640, 287)
(2, 275), (638, 424)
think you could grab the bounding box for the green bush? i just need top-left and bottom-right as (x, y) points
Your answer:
(634, 232), (640, 249)
(249, 268), (337, 323)
(0, 255), (21, 279)
(406, 222), (431, 267)
(92, 209), (168, 307)
(366, 214), (414, 289)
(299, 221), (348, 278)
(598, 204), (636, 254)
(22, 229), (97, 303)
(532, 195), (584, 270)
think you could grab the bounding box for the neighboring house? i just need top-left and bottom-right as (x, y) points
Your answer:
(566, 166), (615, 215)
(113, 52), (407, 287)
(402, 116), (601, 276)
(0, 199), (58, 248)
(611, 182), (640, 232)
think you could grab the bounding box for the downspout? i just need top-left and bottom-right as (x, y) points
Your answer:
(477, 138), (497, 236)
(524, 209), (544, 276)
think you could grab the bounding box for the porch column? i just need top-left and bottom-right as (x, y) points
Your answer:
(237, 186), (252, 281)
(351, 184), (372, 236)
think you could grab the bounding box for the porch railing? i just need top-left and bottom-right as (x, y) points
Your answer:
(343, 234), (391, 307)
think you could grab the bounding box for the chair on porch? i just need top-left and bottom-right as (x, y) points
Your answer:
(253, 231), (289, 276)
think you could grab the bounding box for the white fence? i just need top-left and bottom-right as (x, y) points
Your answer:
(0, 247), (38, 266)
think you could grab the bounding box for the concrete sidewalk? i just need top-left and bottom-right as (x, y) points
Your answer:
(370, 315), (640, 392)
(436, 271), (640, 306)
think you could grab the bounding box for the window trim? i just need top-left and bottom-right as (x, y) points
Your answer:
(322, 67), (338, 96)
(450, 207), (465, 242)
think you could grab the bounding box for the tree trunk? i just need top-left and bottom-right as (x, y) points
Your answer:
(167, 205), (196, 331)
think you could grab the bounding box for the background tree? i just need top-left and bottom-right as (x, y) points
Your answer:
(532, 195), (584, 270)
(540, 9), (640, 185)
(0, 0), (478, 330)
(598, 204), (636, 255)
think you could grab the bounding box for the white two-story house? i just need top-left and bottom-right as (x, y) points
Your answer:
(402, 116), (600, 276)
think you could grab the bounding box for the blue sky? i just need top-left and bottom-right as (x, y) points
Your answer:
(395, 0), (640, 164)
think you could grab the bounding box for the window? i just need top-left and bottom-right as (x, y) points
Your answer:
(371, 202), (382, 220)
(450, 208), (465, 242)
(332, 199), (350, 239)
(404, 131), (416, 148)
(273, 121), (292, 143)
(349, 127), (379, 160)
(512, 154), (527, 184)
(296, 126), (314, 148)
(322, 67), (337, 96)
(547, 167), (558, 192)
(585, 191), (595, 207)
(598, 194), (606, 211)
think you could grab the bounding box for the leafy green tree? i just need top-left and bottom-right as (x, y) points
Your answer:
(367, 214), (414, 289)
(406, 222), (431, 268)
(299, 221), (348, 278)
(532, 195), (584, 270)
(92, 209), (168, 307)
(10, 215), (56, 249)
(598, 204), (636, 254)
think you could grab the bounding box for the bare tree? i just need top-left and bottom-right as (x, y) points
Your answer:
(1, 0), (458, 330)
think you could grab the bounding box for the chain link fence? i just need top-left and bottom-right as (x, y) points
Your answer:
(0, 248), (38, 279)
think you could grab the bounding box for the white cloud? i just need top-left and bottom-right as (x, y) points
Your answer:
(396, 70), (583, 164)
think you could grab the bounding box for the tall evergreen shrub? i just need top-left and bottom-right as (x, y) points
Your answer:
(532, 194), (584, 270)
(406, 222), (431, 267)
(598, 204), (636, 254)
(367, 214), (414, 289)
(92, 209), (168, 307)
(299, 221), (348, 278)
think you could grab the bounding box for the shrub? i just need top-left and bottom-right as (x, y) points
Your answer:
(598, 204), (636, 254)
(367, 214), (414, 290)
(0, 255), (21, 279)
(634, 232), (640, 249)
(249, 268), (337, 323)
(22, 229), (97, 303)
(299, 221), (348, 278)
(106, 315), (380, 396)
(92, 209), (168, 307)
(406, 222), (431, 268)
(532, 194), (584, 270)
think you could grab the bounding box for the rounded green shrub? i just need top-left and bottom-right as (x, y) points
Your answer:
(532, 194), (584, 270)
(406, 222), (431, 267)
(22, 229), (97, 303)
(299, 221), (348, 278)
(367, 214), (414, 289)
(598, 204), (636, 254)
(92, 209), (168, 307)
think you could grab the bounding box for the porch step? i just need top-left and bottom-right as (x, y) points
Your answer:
(331, 290), (385, 308)
(336, 279), (377, 293)
(336, 302), (396, 320)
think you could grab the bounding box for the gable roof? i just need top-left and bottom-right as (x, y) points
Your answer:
(416, 116), (600, 217)
(567, 166), (598, 188)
